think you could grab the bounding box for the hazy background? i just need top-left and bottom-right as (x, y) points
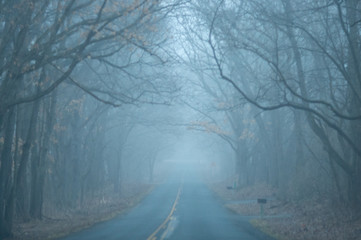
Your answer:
(1, 0), (360, 238)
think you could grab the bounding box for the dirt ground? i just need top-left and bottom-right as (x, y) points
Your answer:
(209, 181), (361, 240)
(6, 184), (153, 240)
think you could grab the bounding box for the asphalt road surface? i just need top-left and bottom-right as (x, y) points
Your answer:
(59, 163), (274, 240)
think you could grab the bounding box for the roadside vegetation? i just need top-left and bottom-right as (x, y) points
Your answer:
(8, 184), (152, 240)
(208, 181), (361, 240)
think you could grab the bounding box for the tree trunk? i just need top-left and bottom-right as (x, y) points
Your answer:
(114, 149), (122, 194)
(0, 108), (15, 238)
(345, 0), (361, 210)
(235, 140), (249, 188)
(15, 100), (40, 220)
(29, 91), (57, 219)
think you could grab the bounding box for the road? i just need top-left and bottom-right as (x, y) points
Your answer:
(59, 163), (274, 240)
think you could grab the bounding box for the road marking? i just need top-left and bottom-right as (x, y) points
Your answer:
(160, 215), (176, 240)
(146, 185), (182, 240)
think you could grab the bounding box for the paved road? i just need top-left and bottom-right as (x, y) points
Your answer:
(59, 164), (274, 240)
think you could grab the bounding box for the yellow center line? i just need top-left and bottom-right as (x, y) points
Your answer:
(146, 185), (182, 240)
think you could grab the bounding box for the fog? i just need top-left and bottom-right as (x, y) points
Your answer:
(1, 1), (361, 239)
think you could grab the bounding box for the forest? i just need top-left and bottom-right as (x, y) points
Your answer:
(0, 0), (360, 239)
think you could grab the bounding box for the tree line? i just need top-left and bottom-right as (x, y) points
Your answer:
(181, 0), (361, 211)
(0, 0), (182, 238)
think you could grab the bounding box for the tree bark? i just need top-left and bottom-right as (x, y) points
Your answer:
(0, 108), (15, 238)
(15, 99), (41, 220)
(29, 90), (57, 219)
(345, 0), (361, 210)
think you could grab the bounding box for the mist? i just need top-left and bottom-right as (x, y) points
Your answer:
(1, 1), (361, 239)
